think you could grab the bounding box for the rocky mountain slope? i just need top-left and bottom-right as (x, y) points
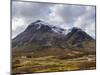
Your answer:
(12, 20), (95, 57)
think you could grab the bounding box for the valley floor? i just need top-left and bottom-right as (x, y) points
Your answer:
(12, 55), (96, 74)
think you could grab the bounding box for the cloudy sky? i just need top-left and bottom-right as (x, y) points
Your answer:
(12, 0), (96, 39)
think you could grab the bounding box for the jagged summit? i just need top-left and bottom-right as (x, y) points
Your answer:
(34, 20), (44, 24)
(35, 20), (42, 23)
(71, 27), (81, 33)
(30, 20), (50, 26)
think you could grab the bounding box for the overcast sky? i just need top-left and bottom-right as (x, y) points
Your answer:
(12, 1), (96, 39)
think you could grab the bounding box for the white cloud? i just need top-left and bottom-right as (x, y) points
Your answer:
(73, 6), (95, 38)
(85, 23), (95, 39)
(12, 1), (96, 38)
(12, 17), (25, 30)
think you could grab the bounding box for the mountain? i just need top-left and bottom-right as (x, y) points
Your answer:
(62, 27), (95, 54)
(12, 20), (95, 57)
(12, 20), (66, 48)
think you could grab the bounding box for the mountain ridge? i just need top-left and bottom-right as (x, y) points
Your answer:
(12, 20), (95, 57)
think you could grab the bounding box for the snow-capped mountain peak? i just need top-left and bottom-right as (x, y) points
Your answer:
(27, 20), (67, 34)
